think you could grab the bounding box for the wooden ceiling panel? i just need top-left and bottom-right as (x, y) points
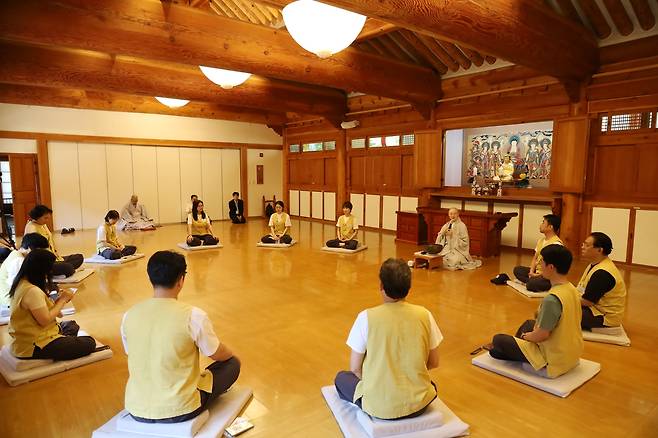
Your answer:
(436, 41), (471, 70)
(629, 0), (656, 31)
(387, 32), (430, 67)
(378, 33), (418, 63)
(602, 0), (634, 36)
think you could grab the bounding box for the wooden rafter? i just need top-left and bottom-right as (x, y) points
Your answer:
(436, 41), (471, 70)
(0, 0), (442, 104)
(629, 0), (656, 31)
(366, 38), (393, 57)
(458, 46), (484, 67)
(210, 0), (238, 19)
(0, 42), (347, 119)
(414, 34), (459, 72)
(398, 31), (451, 74)
(378, 33), (417, 63)
(602, 0), (634, 36)
(231, 0), (266, 25)
(555, 0), (584, 25)
(387, 32), (429, 67)
(579, 0), (612, 39)
(356, 18), (399, 42)
(0, 83), (287, 125)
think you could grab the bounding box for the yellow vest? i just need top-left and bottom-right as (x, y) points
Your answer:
(9, 279), (62, 358)
(338, 215), (356, 240)
(189, 214), (210, 235)
(355, 302), (436, 419)
(97, 223), (119, 253)
(124, 298), (213, 419)
(270, 213), (289, 235)
(534, 235), (563, 275)
(25, 221), (63, 261)
(578, 257), (626, 327)
(516, 283), (583, 378)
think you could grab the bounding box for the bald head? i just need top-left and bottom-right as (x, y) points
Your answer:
(131, 195), (138, 205)
(448, 208), (460, 221)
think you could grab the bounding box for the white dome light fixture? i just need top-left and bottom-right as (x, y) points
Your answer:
(154, 96), (190, 108)
(283, 0), (366, 59)
(199, 66), (252, 89)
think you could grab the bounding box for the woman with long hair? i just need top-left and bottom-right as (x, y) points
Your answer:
(8, 249), (96, 360)
(97, 210), (137, 259)
(186, 200), (220, 246)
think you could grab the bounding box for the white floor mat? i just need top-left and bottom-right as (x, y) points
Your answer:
(256, 240), (297, 248)
(53, 268), (95, 284)
(321, 386), (469, 438)
(84, 254), (145, 264)
(583, 325), (631, 346)
(322, 245), (368, 254)
(0, 342), (113, 386)
(471, 353), (600, 398)
(177, 243), (223, 251)
(506, 280), (549, 298)
(92, 386), (253, 438)
(0, 303), (75, 326)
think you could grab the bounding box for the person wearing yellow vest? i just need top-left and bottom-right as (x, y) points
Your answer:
(186, 200), (220, 247)
(8, 249), (96, 360)
(579, 232), (627, 329)
(335, 258), (441, 419)
(261, 201), (293, 244)
(326, 201), (359, 250)
(486, 245), (583, 378)
(24, 204), (84, 278)
(506, 214), (562, 292)
(0, 233), (49, 311)
(97, 210), (137, 259)
(121, 251), (240, 423)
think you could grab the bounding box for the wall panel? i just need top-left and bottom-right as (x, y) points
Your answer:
(365, 194), (380, 228)
(522, 204), (553, 249)
(591, 207), (630, 262)
(400, 196), (418, 212)
(440, 199), (462, 210)
(106, 144), (134, 212)
(632, 209), (658, 267)
(324, 192), (336, 221)
(78, 143), (109, 229)
(494, 202), (520, 247)
(382, 195), (399, 230)
(248, 149), (282, 217)
(299, 190), (311, 217)
(311, 191), (323, 219)
(179, 148), (203, 221)
(201, 148), (223, 221)
(350, 156), (366, 191)
(289, 190), (299, 216)
(48, 142), (82, 230)
(156, 147), (181, 224)
(464, 201), (488, 212)
(350, 193), (365, 226)
(221, 149), (241, 218)
(131, 145), (159, 223)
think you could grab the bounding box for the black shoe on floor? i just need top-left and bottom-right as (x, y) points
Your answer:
(491, 273), (510, 285)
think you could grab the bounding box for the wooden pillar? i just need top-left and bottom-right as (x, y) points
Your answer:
(240, 146), (249, 218)
(336, 130), (347, 215)
(282, 131), (289, 211)
(35, 136), (54, 230)
(414, 128), (443, 208)
(560, 193), (583, 253)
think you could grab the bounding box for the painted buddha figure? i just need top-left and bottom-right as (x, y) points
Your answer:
(498, 155), (514, 182)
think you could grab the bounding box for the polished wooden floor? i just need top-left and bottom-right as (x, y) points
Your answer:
(1, 219), (657, 438)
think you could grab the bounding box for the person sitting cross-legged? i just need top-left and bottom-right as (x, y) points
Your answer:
(261, 201), (293, 244)
(121, 251), (240, 423)
(186, 200), (220, 247)
(97, 210), (137, 260)
(0, 233), (49, 310)
(326, 201), (359, 250)
(334, 258), (441, 420)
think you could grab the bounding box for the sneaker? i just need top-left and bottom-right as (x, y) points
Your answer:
(61, 228), (70, 235)
(490, 273), (510, 285)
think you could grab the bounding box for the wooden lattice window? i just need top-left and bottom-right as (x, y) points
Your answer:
(600, 110), (656, 133)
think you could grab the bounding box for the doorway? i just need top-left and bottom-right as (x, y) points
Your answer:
(0, 153), (40, 239)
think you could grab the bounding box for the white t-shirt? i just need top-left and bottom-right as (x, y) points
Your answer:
(120, 306), (220, 357)
(346, 307), (443, 354)
(0, 250), (26, 307)
(268, 213), (292, 227)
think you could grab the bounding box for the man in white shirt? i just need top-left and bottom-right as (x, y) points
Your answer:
(185, 195), (198, 217)
(121, 251), (240, 423)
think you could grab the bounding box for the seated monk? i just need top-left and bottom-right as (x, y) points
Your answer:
(8, 249), (96, 360)
(433, 209), (481, 270)
(485, 245), (583, 378)
(24, 205), (84, 278)
(578, 232), (627, 330)
(335, 258), (441, 420)
(118, 195), (155, 231)
(121, 251), (240, 423)
(97, 210), (138, 259)
(261, 201), (293, 244)
(326, 201), (359, 250)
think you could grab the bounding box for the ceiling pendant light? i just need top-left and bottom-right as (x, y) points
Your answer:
(283, 0), (366, 58)
(199, 66), (252, 89)
(154, 96), (190, 108)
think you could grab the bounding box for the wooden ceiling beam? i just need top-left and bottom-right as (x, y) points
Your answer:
(555, 0), (585, 24)
(356, 18), (399, 42)
(0, 83), (287, 125)
(210, 0), (239, 19)
(0, 42), (347, 119)
(629, 0), (656, 31)
(296, 0), (599, 81)
(386, 32), (428, 66)
(365, 38), (393, 57)
(602, 0), (634, 36)
(436, 41), (471, 70)
(228, 0), (265, 25)
(485, 55), (497, 65)
(0, 0), (441, 104)
(219, 0), (251, 22)
(579, 0), (612, 39)
(245, 1), (272, 25)
(414, 34), (459, 73)
(458, 46), (484, 67)
(378, 34), (417, 64)
(398, 31), (451, 74)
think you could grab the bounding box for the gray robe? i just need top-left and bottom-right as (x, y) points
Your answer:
(118, 202), (155, 231)
(435, 219), (482, 270)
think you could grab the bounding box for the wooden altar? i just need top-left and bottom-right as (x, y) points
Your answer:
(416, 208), (518, 257)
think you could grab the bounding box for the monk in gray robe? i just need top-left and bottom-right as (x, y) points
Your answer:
(435, 209), (482, 270)
(118, 195), (156, 231)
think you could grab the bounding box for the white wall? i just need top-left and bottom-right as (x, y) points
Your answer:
(444, 129), (464, 187)
(0, 104), (282, 145)
(0, 138), (37, 153)
(247, 149), (282, 217)
(47, 142), (241, 229)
